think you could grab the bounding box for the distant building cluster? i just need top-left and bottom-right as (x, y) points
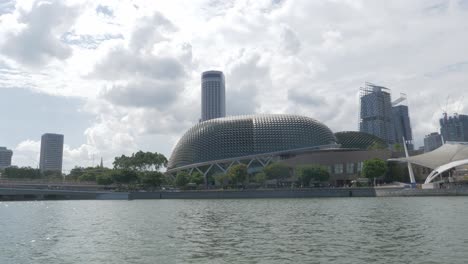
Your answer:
(0, 133), (64, 173)
(359, 82), (413, 150)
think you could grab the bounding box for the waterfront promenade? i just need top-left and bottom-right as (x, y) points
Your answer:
(3, 186), (468, 201)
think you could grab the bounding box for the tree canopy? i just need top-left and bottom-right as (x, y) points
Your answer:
(227, 164), (248, 185)
(362, 158), (388, 179)
(113, 151), (167, 171)
(295, 165), (330, 186)
(263, 163), (290, 180)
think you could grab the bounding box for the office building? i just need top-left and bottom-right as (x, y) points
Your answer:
(392, 104), (413, 150)
(39, 133), (64, 173)
(201, 70), (225, 122)
(440, 114), (468, 142)
(359, 82), (395, 145)
(424, 132), (443, 152)
(0, 147), (13, 169)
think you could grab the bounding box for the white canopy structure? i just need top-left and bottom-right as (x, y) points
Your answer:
(391, 142), (468, 184)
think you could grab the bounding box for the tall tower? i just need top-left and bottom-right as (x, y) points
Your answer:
(392, 94), (413, 150)
(39, 133), (64, 173)
(201, 70), (225, 122)
(0, 147), (13, 169)
(359, 82), (395, 145)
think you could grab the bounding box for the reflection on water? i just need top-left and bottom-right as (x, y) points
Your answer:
(1, 198), (468, 264)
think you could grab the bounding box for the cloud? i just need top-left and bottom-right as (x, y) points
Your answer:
(0, 0), (15, 15)
(3, 0), (468, 170)
(103, 80), (183, 109)
(96, 4), (113, 17)
(91, 48), (185, 81)
(1, 0), (80, 66)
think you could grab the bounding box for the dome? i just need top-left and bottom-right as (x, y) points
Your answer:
(168, 114), (337, 169)
(335, 131), (388, 150)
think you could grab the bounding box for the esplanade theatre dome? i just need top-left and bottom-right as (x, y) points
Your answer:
(167, 114), (337, 170)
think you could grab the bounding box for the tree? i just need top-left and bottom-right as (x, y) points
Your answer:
(96, 174), (113, 185)
(78, 172), (97, 182)
(213, 173), (229, 188)
(139, 171), (164, 190)
(190, 172), (205, 185)
(393, 143), (404, 152)
(263, 163), (290, 180)
(295, 165), (330, 187)
(254, 172), (266, 184)
(362, 159), (388, 184)
(368, 141), (387, 150)
(175, 171), (190, 188)
(3, 167), (41, 179)
(113, 152), (167, 171)
(110, 169), (139, 185)
(227, 164), (248, 186)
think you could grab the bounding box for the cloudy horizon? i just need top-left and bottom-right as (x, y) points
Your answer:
(1, 0), (467, 171)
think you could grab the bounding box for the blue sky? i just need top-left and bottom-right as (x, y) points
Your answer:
(0, 0), (467, 171)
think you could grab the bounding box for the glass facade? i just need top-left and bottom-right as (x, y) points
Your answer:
(168, 114), (337, 169)
(335, 131), (388, 150)
(346, 163), (355, 174)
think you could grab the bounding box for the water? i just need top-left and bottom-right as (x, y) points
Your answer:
(1, 198), (468, 264)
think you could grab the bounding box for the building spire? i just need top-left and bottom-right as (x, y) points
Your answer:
(100, 157), (103, 168)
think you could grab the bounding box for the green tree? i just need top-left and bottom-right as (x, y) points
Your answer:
(3, 167), (41, 179)
(175, 171), (190, 188)
(96, 174), (114, 185)
(368, 141), (387, 150)
(362, 158), (388, 183)
(78, 172), (97, 182)
(254, 172), (267, 185)
(213, 173), (229, 188)
(190, 172), (205, 185)
(393, 143), (404, 152)
(295, 165), (330, 187)
(139, 171), (164, 190)
(227, 164), (248, 186)
(263, 163), (290, 180)
(110, 169), (139, 185)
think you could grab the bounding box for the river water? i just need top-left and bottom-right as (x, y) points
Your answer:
(1, 197), (467, 264)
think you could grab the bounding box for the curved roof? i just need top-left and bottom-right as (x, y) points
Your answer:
(168, 114), (337, 169)
(393, 142), (468, 169)
(335, 131), (388, 150)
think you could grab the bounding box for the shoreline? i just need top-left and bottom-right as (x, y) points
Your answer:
(2, 187), (468, 201)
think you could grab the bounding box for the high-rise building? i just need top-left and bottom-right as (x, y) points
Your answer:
(0, 147), (13, 169)
(392, 104), (413, 150)
(201, 70), (225, 122)
(359, 82), (395, 145)
(440, 114), (468, 142)
(39, 133), (64, 173)
(424, 132), (443, 152)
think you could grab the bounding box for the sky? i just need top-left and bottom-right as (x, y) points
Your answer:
(0, 0), (467, 171)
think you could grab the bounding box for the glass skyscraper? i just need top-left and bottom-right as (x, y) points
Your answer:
(201, 71), (225, 122)
(39, 133), (64, 173)
(359, 83), (395, 145)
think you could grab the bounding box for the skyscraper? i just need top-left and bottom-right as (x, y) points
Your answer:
(0, 147), (13, 169)
(440, 113), (468, 142)
(359, 82), (395, 145)
(39, 133), (64, 173)
(392, 104), (413, 150)
(424, 132), (443, 152)
(201, 70), (225, 122)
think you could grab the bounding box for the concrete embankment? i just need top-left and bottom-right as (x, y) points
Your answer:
(3, 187), (468, 201)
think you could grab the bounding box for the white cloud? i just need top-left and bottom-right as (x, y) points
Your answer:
(2, 0), (468, 170)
